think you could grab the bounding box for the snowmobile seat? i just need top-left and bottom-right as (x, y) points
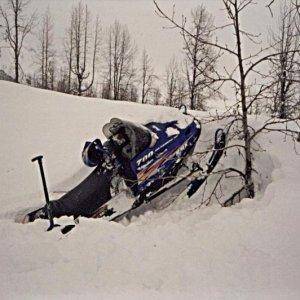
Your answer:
(103, 118), (155, 160)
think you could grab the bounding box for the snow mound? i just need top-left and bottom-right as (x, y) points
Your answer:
(0, 81), (299, 299)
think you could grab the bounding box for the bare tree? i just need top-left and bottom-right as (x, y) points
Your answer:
(268, 1), (300, 118)
(66, 2), (100, 96)
(183, 5), (217, 110)
(0, 0), (35, 83)
(63, 9), (75, 94)
(140, 49), (156, 103)
(34, 8), (55, 89)
(101, 27), (113, 99)
(165, 57), (179, 107)
(154, 0), (300, 203)
(295, 1), (300, 113)
(103, 21), (137, 100)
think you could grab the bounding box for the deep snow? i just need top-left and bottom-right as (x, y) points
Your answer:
(0, 81), (299, 299)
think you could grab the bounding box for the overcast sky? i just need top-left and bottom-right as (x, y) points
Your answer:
(0, 0), (281, 96)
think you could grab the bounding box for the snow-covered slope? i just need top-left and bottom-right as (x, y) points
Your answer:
(0, 81), (299, 299)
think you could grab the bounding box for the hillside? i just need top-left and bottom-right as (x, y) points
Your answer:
(0, 81), (299, 299)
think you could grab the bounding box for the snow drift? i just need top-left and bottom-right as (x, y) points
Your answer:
(0, 81), (299, 299)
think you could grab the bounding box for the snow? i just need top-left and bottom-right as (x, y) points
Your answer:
(166, 126), (180, 137)
(0, 81), (300, 299)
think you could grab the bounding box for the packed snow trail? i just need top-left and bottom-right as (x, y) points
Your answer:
(0, 81), (299, 299)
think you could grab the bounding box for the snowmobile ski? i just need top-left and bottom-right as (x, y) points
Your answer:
(110, 167), (201, 222)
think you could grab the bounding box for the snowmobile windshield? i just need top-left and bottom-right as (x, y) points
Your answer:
(103, 118), (152, 159)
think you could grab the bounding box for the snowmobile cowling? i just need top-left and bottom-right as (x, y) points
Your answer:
(131, 119), (201, 196)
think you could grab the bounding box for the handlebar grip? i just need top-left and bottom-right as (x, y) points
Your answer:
(31, 155), (43, 162)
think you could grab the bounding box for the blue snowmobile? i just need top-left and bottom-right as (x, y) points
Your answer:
(25, 116), (205, 223)
(83, 118), (202, 206)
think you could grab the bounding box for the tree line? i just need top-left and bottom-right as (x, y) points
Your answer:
(0, 0), (299, 119)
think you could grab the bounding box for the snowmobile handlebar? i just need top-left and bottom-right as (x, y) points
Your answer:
(31, 155), (43, 163)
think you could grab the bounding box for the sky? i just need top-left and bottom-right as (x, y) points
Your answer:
(0, 0), (281, 97)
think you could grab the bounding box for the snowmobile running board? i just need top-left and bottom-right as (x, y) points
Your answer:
(110, 168), (200, 223)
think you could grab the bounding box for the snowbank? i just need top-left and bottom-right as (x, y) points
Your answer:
(0, 81), (299, 299)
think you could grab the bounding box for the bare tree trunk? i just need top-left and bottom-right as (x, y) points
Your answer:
(190, 49), (197, 110)
(165, 57), (178, 107)
(65, 12), (75, 94)
(233, 1), (254, 197)
(45, 16), (49, 88)
(279, 68), (287, 118)
(140, 49), (156, 104)
(108, 30), (112, 99)
(14, 0), (19, 83)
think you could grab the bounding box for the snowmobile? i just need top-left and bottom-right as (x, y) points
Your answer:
(23, 115), (206, 224)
